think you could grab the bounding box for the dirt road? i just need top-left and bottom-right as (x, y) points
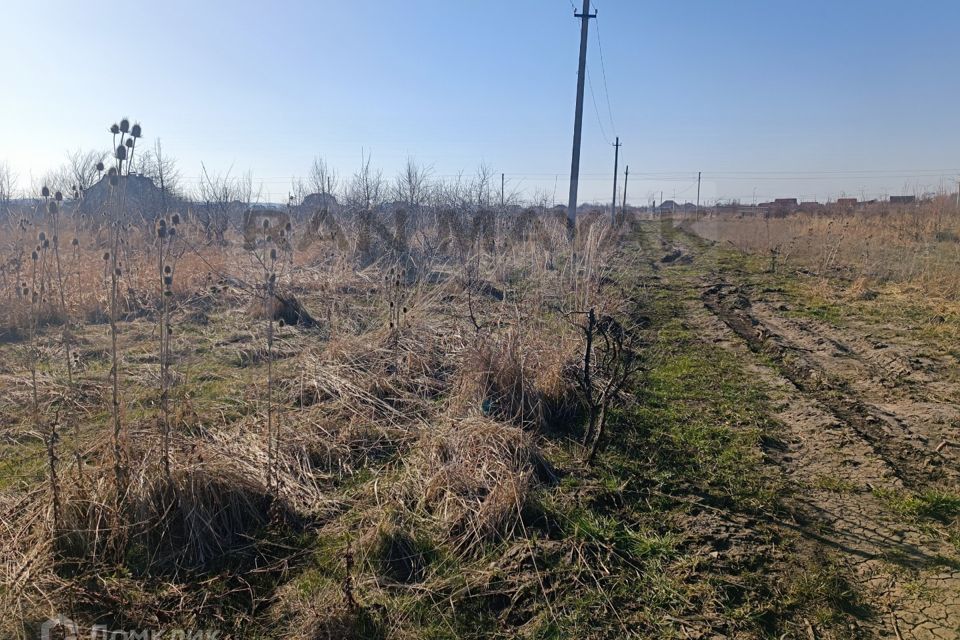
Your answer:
(648, 220), (960, 639)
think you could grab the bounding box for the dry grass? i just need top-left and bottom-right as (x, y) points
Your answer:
(687, 197), (960, 298)
(0, 200), (629, 636)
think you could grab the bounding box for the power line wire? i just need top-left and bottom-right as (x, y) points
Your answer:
(585, 67), (611, 145)
(593, 16), (616, 136)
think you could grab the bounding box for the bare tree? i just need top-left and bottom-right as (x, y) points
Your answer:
(0, 162), (15, 219)
(32, 169), (70, 201)
(196, 164), (251, 244)
(309, 156), (340, 203)
(574, 310), (642, 463)
(134, 139), (181, 211)
(473, 162), (496, 208)
(289, 177), (308, 208)
(394, 157), (432, 210)
(346, 151), (384, 212)
(434, 171), (472, 212)
(65, 149), (110, 194)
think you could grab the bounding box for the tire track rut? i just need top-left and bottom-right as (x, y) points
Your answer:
(645, 224), (960, 638)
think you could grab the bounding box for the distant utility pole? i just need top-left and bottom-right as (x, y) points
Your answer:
(696, 171), (701, 218)
(621, 165), (629, 218)
(566, 0), (595, 237)
(610, 136), (621, 225)
(501, 172), (505, 208)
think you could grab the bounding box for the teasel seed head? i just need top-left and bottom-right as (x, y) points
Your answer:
(31, 250), (38, 261)
(164, 265), (171, 274)
(119, 119), (130, 134)
(102, 251), (110, 261)
(115, 267), (122, 276)
(116, 145), (127, 161)
(48, 201), (58, 214)
(125, 138), (133, 149)
(270, 248), (277, 260)
(171, 213), (180, 225)
(38, 231), (46, 243)
(54, 191), (62, 202)
(110, 123), (120, 135)
(131, 123), (142, 138)
(96, 161), (105, 172)
(71, 238), (79, 247)
(262, 219), (270, 230)
(41, 186), (50, 198)
(163, 275), (173, 286)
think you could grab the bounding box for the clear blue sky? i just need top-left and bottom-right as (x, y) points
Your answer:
(2, 0), (958, 204)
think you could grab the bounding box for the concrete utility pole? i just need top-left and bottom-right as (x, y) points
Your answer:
(610, 136), (621, 225)
(621, 165), (629, 219)
(501, 172), (505, 208)
(696, 171), (701, 218)
(566, 0), (595, 237)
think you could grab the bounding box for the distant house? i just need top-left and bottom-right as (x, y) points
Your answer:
(301, 192), (339, 211)
(659, 200), (678, 213)
(79, 173), (176, 220)
(890, 195), (916, 204)
(799, 201), (820, 212)
(769, 198), (798, 216)
(837, 198), (858, 208)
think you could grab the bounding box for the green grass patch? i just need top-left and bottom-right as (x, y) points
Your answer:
(874, 488), (960, 523)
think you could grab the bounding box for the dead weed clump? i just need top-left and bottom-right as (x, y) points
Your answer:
(287, 410), (411, 479)
(300, 318), (451, 421)
(453, 327), (580, 430)
(408, 417), (550, 555)
(53, 434), (313, 572)
(57, 461), (275, 573)
(0, 428), (331, 627)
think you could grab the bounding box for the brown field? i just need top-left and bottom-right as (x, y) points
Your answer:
(688, 198), (960, 299)
(1, 190), (958, 639)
